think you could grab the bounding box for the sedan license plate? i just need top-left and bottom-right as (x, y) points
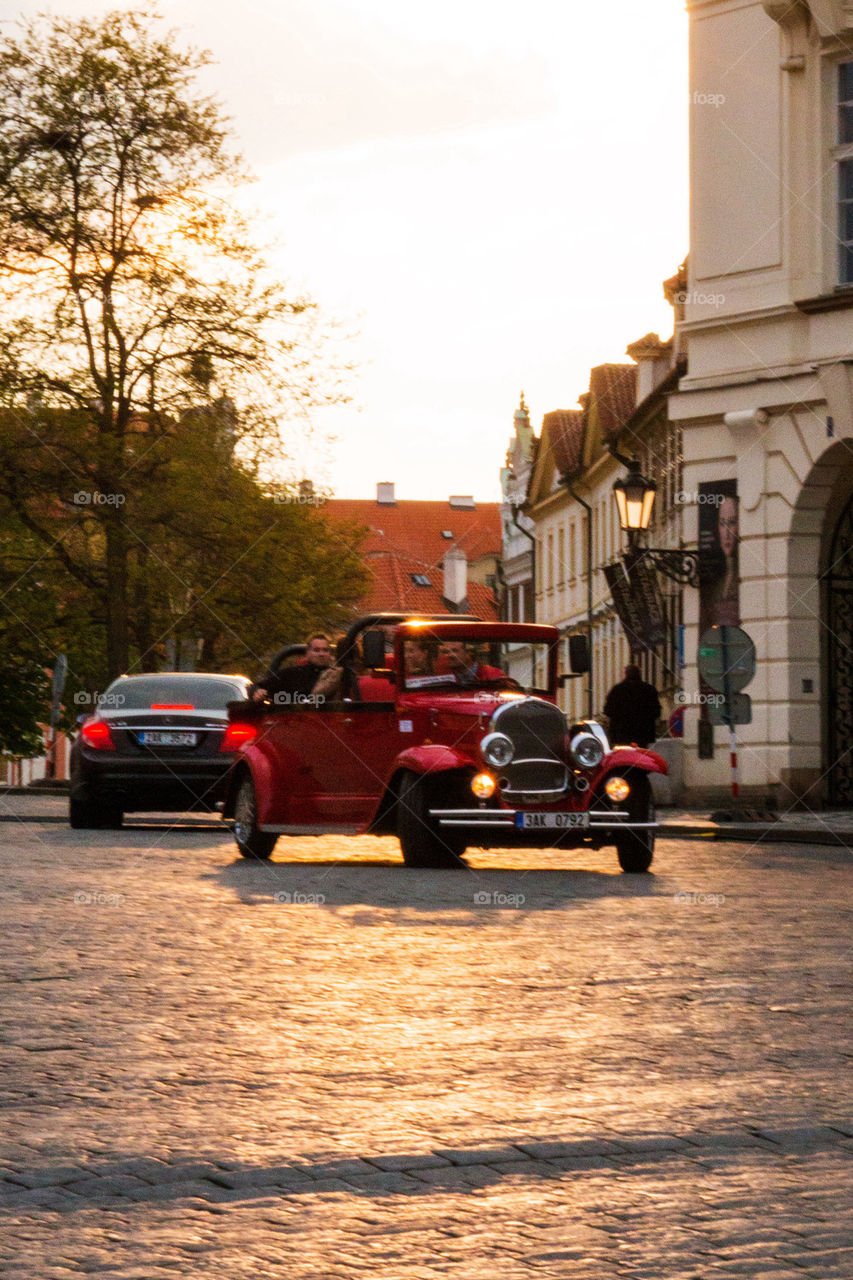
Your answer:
(137, 731), (198, 747)
(516, 811), (589, 830)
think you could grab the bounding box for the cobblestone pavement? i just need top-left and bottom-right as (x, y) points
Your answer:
(0, 805), (850, 1278)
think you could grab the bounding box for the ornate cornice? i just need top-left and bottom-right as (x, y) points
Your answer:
(763, 0), (853, 36)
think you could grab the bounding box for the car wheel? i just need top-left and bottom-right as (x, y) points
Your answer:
(397, 770), (467, 869)
(615, 773), (655, 873)
(104, 808), (123, 829)
(233, 774), (277, 860)
(69, 796), (103, 829)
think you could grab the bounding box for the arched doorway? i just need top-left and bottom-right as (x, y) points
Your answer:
(825, 492), (853, 803)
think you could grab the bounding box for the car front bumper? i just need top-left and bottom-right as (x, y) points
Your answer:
(429, 807), (657, 843)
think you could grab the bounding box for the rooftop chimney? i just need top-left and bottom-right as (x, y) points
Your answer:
(376, 482), (396, 505)
(443, 548), (468, 612)
(449, 495), (475, 510)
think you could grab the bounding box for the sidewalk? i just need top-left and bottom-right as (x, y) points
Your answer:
(660, 807), (853, 847)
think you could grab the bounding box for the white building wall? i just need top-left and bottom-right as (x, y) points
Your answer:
(671, 0), (853, 803)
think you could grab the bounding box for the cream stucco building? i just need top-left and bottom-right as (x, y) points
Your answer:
(670, 0), (853, 806)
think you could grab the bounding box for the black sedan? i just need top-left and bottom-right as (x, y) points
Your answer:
(69, 672), (253, 828)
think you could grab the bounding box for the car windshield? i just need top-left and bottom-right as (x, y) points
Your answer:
(401, 635), (555, 695)
(102, 675), (248, 711)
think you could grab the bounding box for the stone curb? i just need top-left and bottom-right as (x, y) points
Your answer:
(659, 822), (853, 847)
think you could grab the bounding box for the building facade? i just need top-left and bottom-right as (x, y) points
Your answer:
(524, 352), (686, 726)
(669, 0), (853, 806)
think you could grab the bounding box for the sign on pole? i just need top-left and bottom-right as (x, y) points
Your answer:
(697, 626), (755, 693)
(708, 691), (752, 726)
(698, 626), (756, 801)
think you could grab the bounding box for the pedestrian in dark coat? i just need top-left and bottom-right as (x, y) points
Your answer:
(603, 665), (661, 748)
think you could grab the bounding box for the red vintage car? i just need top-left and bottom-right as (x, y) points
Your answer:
(222, 614), (667, 872)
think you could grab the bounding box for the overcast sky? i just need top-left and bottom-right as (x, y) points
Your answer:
(7, 0), (689, 501)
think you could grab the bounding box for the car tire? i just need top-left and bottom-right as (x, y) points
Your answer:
(233, 774), (277, 860)
(397, 770), (467, 869)
(69, 796), (103, 829)
(615, 773), (655, 873)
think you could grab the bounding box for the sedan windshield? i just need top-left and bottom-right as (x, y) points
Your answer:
(102, 675), (248, 711)
(402, 636), (555, 695)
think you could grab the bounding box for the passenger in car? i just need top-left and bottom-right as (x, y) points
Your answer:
(251, 633), (336, 703)
(436, 641), (505, 687)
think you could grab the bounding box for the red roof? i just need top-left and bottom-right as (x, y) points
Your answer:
(357, 550), (498, 617)
(321, 497), (501, 620)
(323, 498), (501, 566)
(588, 364), (637, 443)
(541, 409), (585, 478)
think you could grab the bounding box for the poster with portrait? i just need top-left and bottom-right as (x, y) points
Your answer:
(698, 478), (739, 635)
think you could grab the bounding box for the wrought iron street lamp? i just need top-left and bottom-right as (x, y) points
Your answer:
(611, 455), (700, 588)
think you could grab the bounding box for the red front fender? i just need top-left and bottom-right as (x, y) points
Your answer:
(597, 747), (668, 777)
(395, 743), (477, 776)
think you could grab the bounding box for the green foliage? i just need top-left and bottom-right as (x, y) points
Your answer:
(0, 9), (354, 682)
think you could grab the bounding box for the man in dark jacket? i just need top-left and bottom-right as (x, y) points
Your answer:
(251, 633), (336, 703)
(603, 665), (661, 747)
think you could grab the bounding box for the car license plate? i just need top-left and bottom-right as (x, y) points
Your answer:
(516, 812), (589, 830)
(137, 731), (198, 747)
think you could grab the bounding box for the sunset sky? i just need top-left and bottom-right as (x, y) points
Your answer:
(10, 0), (689, 501)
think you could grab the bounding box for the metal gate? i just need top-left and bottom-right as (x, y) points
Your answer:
(826, 494), (853, 804)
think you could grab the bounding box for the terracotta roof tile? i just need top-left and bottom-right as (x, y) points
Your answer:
(541, 409), (585, 478)
(588, 364), (637, 443)
(322, 499), (501, 571)
(356, 549), (498, 618)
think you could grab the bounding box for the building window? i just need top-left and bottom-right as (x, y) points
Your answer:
(838, 62), (853, 285)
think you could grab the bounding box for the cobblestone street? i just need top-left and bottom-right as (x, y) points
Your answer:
(1, 805), (850, 1278)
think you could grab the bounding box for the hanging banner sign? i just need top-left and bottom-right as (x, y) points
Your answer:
(604, 558), (667, 652)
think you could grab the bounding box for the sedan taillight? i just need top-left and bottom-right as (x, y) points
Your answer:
(219, 722), (258, 752)
(80, 719), (116, 751)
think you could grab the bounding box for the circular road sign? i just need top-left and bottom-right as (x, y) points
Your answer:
(697, 626), (756, 693)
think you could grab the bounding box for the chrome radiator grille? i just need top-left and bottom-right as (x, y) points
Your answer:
(491, 699), (568, 800)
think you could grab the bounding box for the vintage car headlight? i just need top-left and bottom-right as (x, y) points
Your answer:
(471, 772), (496, 799)
(480, 732), (514, 768)
(570, 731), (604, 770)
(605, 776), (631, 803)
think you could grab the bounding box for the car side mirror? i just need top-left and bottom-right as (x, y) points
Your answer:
(568, 633), (589, 674)
(362, 629), (386, 669)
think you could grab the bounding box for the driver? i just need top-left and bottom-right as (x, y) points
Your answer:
(436, 641), (505, 688)
(404, 638), (433, 676)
